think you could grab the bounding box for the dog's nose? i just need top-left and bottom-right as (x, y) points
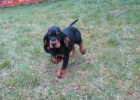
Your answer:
(51, 41), (56, 46)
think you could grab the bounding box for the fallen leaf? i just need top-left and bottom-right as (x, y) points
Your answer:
(86, 59), (92, 64)
(96, 43), (101, 46)
(126, 92), (133, 97)
(4, 26), (8, 29)
(54, 91), (59, 94)
(36, 85), (42, 90)
(73, 84), (79, 90)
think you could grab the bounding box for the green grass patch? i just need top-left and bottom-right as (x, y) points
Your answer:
(0, 60), (11, 69)
(0, 0), (140, 99)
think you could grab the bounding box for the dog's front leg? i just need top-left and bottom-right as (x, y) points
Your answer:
(57, 54), (69, 78)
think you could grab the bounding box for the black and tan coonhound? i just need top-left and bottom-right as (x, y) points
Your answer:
(43, 19), (85, 78)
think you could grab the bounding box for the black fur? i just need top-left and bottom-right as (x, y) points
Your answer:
(43, 19), (83, 70)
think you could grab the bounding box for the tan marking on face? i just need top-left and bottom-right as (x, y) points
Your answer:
(50, 40), (61, 49)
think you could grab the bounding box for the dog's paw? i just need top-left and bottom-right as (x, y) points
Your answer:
(70, 51), (75, 57)
(70, 46), (75, 57)
(56, 69), (66, 78)
(79, 43), (85, 54)
(81, 49), (85, 54)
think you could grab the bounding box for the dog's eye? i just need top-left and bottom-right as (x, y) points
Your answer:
(56, 34), (60, 38)
(49, 33), (52, 36)
(48, 34), (51, 37)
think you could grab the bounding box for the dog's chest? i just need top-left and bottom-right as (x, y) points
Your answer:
(51, 46), (67, 55)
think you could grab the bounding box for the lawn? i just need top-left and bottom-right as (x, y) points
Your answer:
(0, 0), (140, 99)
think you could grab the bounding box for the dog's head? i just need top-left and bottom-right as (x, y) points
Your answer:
(43, 26), (70, 49)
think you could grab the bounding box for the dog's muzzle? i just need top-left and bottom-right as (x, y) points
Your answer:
(51, 41), (56, 47)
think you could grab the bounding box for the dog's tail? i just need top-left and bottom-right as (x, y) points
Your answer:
(69, 19), (78, 26)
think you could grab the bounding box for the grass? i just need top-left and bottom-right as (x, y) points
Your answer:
(0, 0), (140, 99)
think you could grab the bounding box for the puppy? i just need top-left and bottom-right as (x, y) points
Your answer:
(43, 19), (85, 78)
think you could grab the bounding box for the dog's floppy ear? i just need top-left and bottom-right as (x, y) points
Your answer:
(61, 32), (70, 48)
(43, 33), (49, 47)
(43, 33), (52, 54)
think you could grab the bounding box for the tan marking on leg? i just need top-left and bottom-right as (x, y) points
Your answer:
(79, 42), (85, 54)
(56, 54), (64, 58)
(70, 46), (75, 57)
(52, 55), (62, 64)
(57, 66), (66, 78)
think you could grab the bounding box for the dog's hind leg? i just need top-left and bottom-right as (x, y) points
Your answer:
(70, 46), (75, 57)
(79, 42), (85, 54)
